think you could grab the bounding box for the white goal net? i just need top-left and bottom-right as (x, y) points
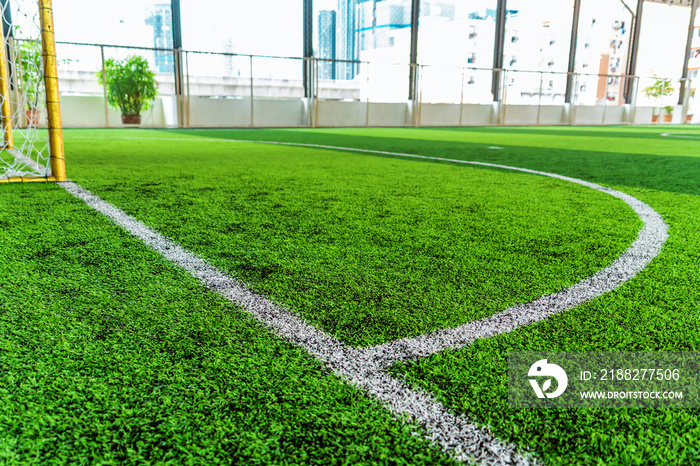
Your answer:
(0, 0), (63, 182)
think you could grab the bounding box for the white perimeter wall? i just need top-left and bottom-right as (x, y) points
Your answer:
(59, 95), (695, 128)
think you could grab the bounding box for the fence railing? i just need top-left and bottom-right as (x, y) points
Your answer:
(54, 42), (697, 127)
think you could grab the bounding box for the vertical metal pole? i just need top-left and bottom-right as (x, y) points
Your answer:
(569, 73), (578, 124)
(313, 58), (319, 127)
(624, 0), (644, 104)
(171, 0), (185, 127)
(303, 0), (313, 99)
(602, 76), (609, 124)
(627, 75), (638, 123)
(185, 51), (190, 127)
(492, 0), (507, 102)
(0, 0), (14, 92)
(565, 0), (581, 104)
(249, 55), (254, 127)
(0, 0), (11, 41)
(408, 0), (420, 101)
(365, 62), (370, 126)
(100, 45), (110, 127)
(417, 65), (424, 126)
(537, 72), (543, 125)
(0, 27), (13, 147)
(499, 70), (508, 125)
(659, 80), (665, 124)
(458, 67), (465, 125)
(680, 77), (690, 122)
(39, 0), (65, 181)
(679, 0), (699, 105)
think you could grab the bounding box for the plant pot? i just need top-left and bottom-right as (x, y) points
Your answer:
(651, 114), (659, 123)
(686, 114), (694, 124)
(25, 109), (40, 128)
(662, 114), (673, 123)
(121, 114), (141, 125)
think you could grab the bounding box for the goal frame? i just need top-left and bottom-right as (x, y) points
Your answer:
(0, 0), (65, 183)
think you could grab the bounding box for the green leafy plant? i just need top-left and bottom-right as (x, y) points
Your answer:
(663, 105), (674, 115)
(97, 55), (158, 117)
(16, 39), (43, 110)
(642, 75), (674, 101)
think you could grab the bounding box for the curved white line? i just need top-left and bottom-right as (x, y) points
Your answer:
(63, 135), (668, 465)
(221, 140), (668, 367)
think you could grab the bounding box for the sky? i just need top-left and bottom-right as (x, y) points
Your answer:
(51, 0), (302, 57)
(37, 0), (696, 80)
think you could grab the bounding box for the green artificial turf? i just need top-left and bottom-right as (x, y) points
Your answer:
(0, 183), (455, 466)
(62, 129), (639, 347)
(3, 124), (699, 465)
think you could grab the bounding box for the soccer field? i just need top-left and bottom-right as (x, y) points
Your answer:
(2, 125), (699, 465)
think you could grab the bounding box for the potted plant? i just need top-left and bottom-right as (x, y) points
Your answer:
(651, 107), (660, 123)
(97, 55), (158, 125)
(642, 75), (674, 123)
(662, 105), (674, 123)
(686, 90), (695, 124)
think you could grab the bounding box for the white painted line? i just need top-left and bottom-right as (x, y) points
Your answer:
(59, 180), (534, 465)
(213, 140), (668, 367)
(57, 134), (668, 464)
(64, 136), (669, 364)
(660, 132), (700, 139)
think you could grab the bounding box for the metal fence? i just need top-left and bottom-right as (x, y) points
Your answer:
(55, 42), (697, 128)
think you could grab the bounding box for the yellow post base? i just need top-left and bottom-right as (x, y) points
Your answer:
(0, 176), (59, 183)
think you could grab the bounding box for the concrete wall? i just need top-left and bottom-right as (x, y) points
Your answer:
(502, 105), (567, 125)
(367, 103), (409, 126)
(188, 97), (252, 127)
(315, 101), (369, 127)
(61, 95), (168, 127)
(187, 98), (307, 127)
(59, 94), (698, 128)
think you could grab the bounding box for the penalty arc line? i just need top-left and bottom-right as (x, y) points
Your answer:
(54, 138), (668, 465)
(219, 140), (667, 365)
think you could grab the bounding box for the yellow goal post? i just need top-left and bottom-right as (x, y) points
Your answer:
(0, 0), (65, 183)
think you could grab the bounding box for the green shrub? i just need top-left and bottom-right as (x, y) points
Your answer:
(97, 55), (158, 116)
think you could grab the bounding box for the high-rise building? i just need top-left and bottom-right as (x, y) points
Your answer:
(573, 2), (632, 106)
(223, 38), (236, 77)
(318, 10), (337, 79)
(357, 0), (410, 54)
(338, 0), (359, 79)
(145, 4), (174, 73)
